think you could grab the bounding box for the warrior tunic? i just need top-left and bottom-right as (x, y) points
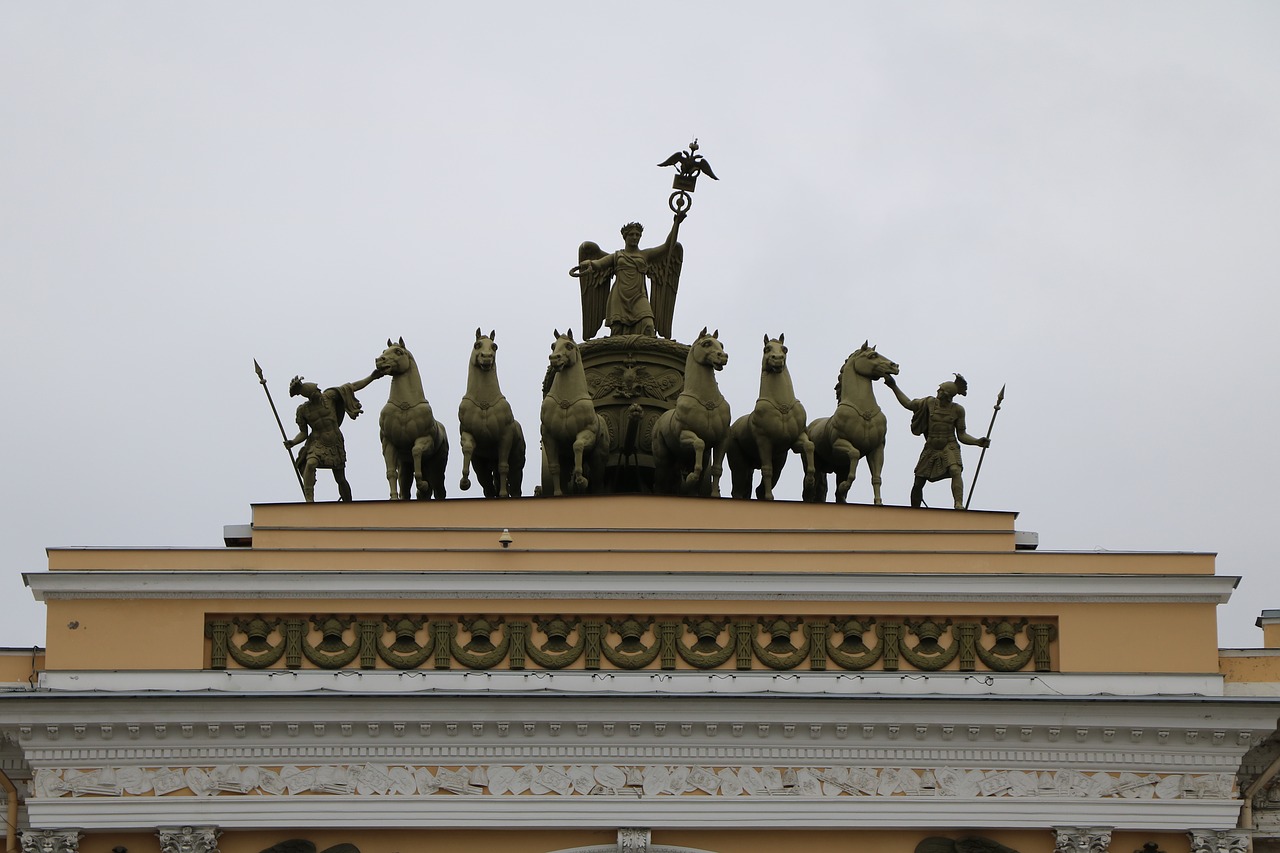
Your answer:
(294, 384), (364, 469)
(909, 397), (967, 482)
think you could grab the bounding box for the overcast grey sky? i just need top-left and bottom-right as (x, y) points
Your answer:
(2, 3), (1278, 647)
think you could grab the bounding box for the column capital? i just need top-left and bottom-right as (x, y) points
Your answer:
(20, 830), (83, 853)
(158, 825), (223, 853)
(618, 828), (651, 853)
(1188, 829), (1251, 853)
(1053, 826), (1113, 853)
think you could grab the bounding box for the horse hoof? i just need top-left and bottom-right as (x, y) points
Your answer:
(460, 477), (471, 491)
(874, 498), (883, 506)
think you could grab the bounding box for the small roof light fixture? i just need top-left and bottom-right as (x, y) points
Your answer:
(498, 529), (513, 549)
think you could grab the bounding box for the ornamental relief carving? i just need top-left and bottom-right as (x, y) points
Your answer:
(206, 614), (1055, 673)
(31, 764), (1233, 801)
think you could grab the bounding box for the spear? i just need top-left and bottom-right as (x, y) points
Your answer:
(964, 383), (1005, 510)
(254, 358), (307, 498)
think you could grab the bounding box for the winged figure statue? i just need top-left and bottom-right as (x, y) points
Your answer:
(570, 212), (686, 339)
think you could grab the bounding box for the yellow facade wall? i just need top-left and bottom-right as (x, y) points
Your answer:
(1221, 652), (1280, 683)
(44, 596), (1217, 674)
(0, 648), (42, 683)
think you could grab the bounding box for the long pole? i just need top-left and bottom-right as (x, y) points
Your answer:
(254, 359), (307, 498)
(964, 383), (1004, 510)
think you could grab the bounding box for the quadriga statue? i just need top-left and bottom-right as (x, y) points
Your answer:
(375, 337), (449, 500)
(805, 342), (899, 505)
(457, 329), (525, 498)
(652, 328), (731, 496)
(540, 329), (611, 495)
(726, 334), (814, 500)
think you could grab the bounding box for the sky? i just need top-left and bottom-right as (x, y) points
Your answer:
(2, 3), (1278, 648)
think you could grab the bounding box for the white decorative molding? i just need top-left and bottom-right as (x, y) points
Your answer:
(21, 794), (1250, 831)
(29, 764), (1236, 801)
(19, 830), (82, 853)
(157, 826), (222, 853)
(1188, 829), (1251, 853)
(31, 667), (1230, 698)
(24, 570), (1241, 604)
(1053, 827), (1112, 853)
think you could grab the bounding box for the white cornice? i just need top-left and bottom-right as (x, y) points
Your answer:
(24, 791), (1247, 831)
(24, 668), (1231, 698)
(23, 571), (1240, 603)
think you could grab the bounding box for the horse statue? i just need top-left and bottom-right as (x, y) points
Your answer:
(726, 334), (814, 500)
(457, 329), (525, 498)
(540, 329), (610, 495)
(652, 328), (731, 496)
(804, 341), (899, 505)
(376, 337), (449, 500)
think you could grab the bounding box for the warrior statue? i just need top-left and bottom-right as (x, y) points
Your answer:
(285, 371), (381, 502)
(572, 212), (686, 339)
(884, 373), (989, 510)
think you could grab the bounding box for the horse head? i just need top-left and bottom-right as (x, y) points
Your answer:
(848, 340), (899, 382)
(761, 333), (788, 374)
(377, 337), (416, 377)
(691, 327), (728, 372)
(548, 329), (580, 373)
(472, 328), (498, 372)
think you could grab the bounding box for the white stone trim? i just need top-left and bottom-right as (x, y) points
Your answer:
(31, 667), (1229, 698)
(23, 793), (1248, 831)
(24, 571), (1240, 604)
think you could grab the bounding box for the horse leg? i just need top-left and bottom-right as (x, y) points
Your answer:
(543, 436), (564, 496)
(458, 431), (475, 492)
(726, 437), (751, 500)
(497, 429), (515, 498)
(412, 434), (436, 500)
(794, 432), (816, 495)
(753, 430), (776, 501)
(708, 440), (728, 498)
(831, 438), (862, 504)
(868, 442), (886, 506)
(382, 442), (402, 500)
(678, 429), (706, 492)
(571, 428), (596, 493)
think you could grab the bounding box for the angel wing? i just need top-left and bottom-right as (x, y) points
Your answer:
(649, 241), (683, 339)
(576, 241), (612, 339)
